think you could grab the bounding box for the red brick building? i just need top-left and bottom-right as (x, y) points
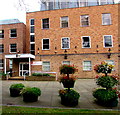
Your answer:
(1, 2), (120, 79)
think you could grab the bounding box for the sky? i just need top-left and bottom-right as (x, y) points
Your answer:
(0, 0), (119, 24)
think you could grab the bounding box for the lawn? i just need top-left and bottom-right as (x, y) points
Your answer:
(1, 106), (120, 115)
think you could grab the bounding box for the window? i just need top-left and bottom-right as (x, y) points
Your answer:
(30, 26), (34, 33)
(83, 61), (92, 71)
(10, 29), (17, 38)
(42, 18), (49, 29)
(82, 36), (91, 48)
(10, 44), (17, 53)
(62, 61), (70, 65)
(30, 35), (35, 42)
(30, 19), (35, 33)
(105, 60), (115, 70)
(9, 59), (13, 69)
(62, 37), (70, 49)
(42, 61), (50, 71)
(104, 35), (113, 47)
(61, 16), (69, 28)
(0, 44), (4, 53)
(30, 19), (34, 25)
(0, 59), (3, 69)
(42, 38), (50, 50)
(0, 30), (4, 38)
(30, 44), (35, 55)
(81, 15), (89, 27)
(102, 13), (111, 25)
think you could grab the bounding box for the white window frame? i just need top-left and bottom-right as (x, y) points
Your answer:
(0, 59), (3, 69)
(82, 36), (91, 48)
(0, 44), (4, 54)
(30, 19), (35, 26)
(80, 15), (90, 27)
(42, 61), (50, 71)
(62, 61), (70, 65)
(61, 37), (70, 49)
(42, 18), (50, 29)
(10, 29), (17, 38)
(10, 44), (17, 53)
(103, 35), (113, 48)
(42, 38), (50, 50)
(102, 13), (112, 25)
(9, 59), (13, 69)
(0, 30), (4, 39)
(60, 16), (69, 28)
(83, 61), (92, 71)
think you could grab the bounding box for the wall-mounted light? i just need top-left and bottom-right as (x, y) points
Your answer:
(37, 48), (40, 54)
(107, 48), (111, 59)
(64, 49), (67, 59)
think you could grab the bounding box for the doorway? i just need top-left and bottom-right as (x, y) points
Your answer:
(19, 63), (29, 76)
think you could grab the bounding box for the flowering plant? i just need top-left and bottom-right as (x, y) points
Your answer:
(60, 65), (77, 75)
(94, 61), (114, 76)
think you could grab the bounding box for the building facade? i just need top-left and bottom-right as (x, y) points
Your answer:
(26, 3), (120, 78)
(0, 19), (26, 74)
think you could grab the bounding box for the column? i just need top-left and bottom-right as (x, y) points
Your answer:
(4, 58), (6, 74)
(29, 57), (31, 76)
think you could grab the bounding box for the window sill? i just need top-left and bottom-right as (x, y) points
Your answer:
(83, 70), (92, 72)
(10, 37), (17, 39)
(102, 24), (112, 26)
(42, 28), (50, 30)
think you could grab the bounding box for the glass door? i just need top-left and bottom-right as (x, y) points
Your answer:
(19, 63), (29, 76)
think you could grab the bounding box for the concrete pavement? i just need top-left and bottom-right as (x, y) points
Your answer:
(2, 79), (120, 110)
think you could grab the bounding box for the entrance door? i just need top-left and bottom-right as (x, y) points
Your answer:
(19, 63), (29, 76)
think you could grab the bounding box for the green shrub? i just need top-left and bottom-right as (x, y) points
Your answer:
(93, 88), (118, 102)
(10, 83), (25, 89)
(20, 87), (41, 97)
(32, 73), (51, 76)
(96, 76), (118, 89)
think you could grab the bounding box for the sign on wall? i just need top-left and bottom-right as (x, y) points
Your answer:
(31, 61), (42, 65)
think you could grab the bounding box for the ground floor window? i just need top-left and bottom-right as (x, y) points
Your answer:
(83, 61), (92, 71)
(62, 61), (70, 65)
(0, 59), (3, 69)
(9, 59), (13, 69)
(42, 61), (50, 71)
(105, 60), (115, 70)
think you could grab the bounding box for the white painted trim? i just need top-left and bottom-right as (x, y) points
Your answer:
(103, 35), (113, 48)
(42, 38), (50, 50)
(61, 37), (70, 49)
(4, 58), (6, 74)
(81, 36), (91, 48)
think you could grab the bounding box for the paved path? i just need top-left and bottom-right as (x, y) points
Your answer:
(2, 79), (120, 110)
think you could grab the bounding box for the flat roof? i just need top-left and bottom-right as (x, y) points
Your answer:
(0, 19), (23, 25)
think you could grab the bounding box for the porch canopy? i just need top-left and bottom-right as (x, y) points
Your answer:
(4, 54), (35, 76)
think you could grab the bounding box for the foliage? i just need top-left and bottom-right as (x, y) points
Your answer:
(20, 87), (41, 97)
(94, 61), (114, 75)
(59, 89), (80, 100)
(96, 75), (118, 89)
(32, 73), (51, 76)
(10, 83), (25, 90)
(60, 65), (77, 74)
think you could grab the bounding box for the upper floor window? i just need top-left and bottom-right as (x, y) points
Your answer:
(104, 35), (113, 48)
(83, 61), (92, 71)
(42, 38), (50, 50)
(30, 35), (35, 42)
(30, 43), (35, 55)
(0, 30), (4, 38)
(62, 37), (70, 49)
(10, 29), (17, 38)
(82, 36), (91, 48)
(102, 13), (111, 25)
(61, 16), (69, 28)
(10, 44), (17, 53)
(0, 59), (3, 69)
(9, 59), (13, 69)
(42, 18), (49, 29)
(42, 61), (50, 71)
(0, 44), (4, 53)
(81, 15), (89, 27)
(30, 19), (34, 25)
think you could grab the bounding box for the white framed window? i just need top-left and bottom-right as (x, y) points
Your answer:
(9, 59), (13, 69)
(61, 16), (69, 28)
(30, 43), (35, 55)
(30, 19), (35, 33)
(10, 44), (17, 53)
(62, 61), (70, 65)
(81, 15), (89, 27)
(10, 29), (17, 38)
(102, 13), (111, 25)
(42, 18), (49, 29)
(0, 30), (4, 38)
(103, 35), (113, 48)
(61, 37), (70, 49)
(82, 36), (91, 48)
(105, 60), (115, 70)
(30, 35), (35, 42)
(30, 19), (34, 25)
(83, 61), (92, 71)
(0, 59), (3, 69)
(42, 38), (50, 50)
(0, 44), (4, 53)
(42, 61), (50, 71)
